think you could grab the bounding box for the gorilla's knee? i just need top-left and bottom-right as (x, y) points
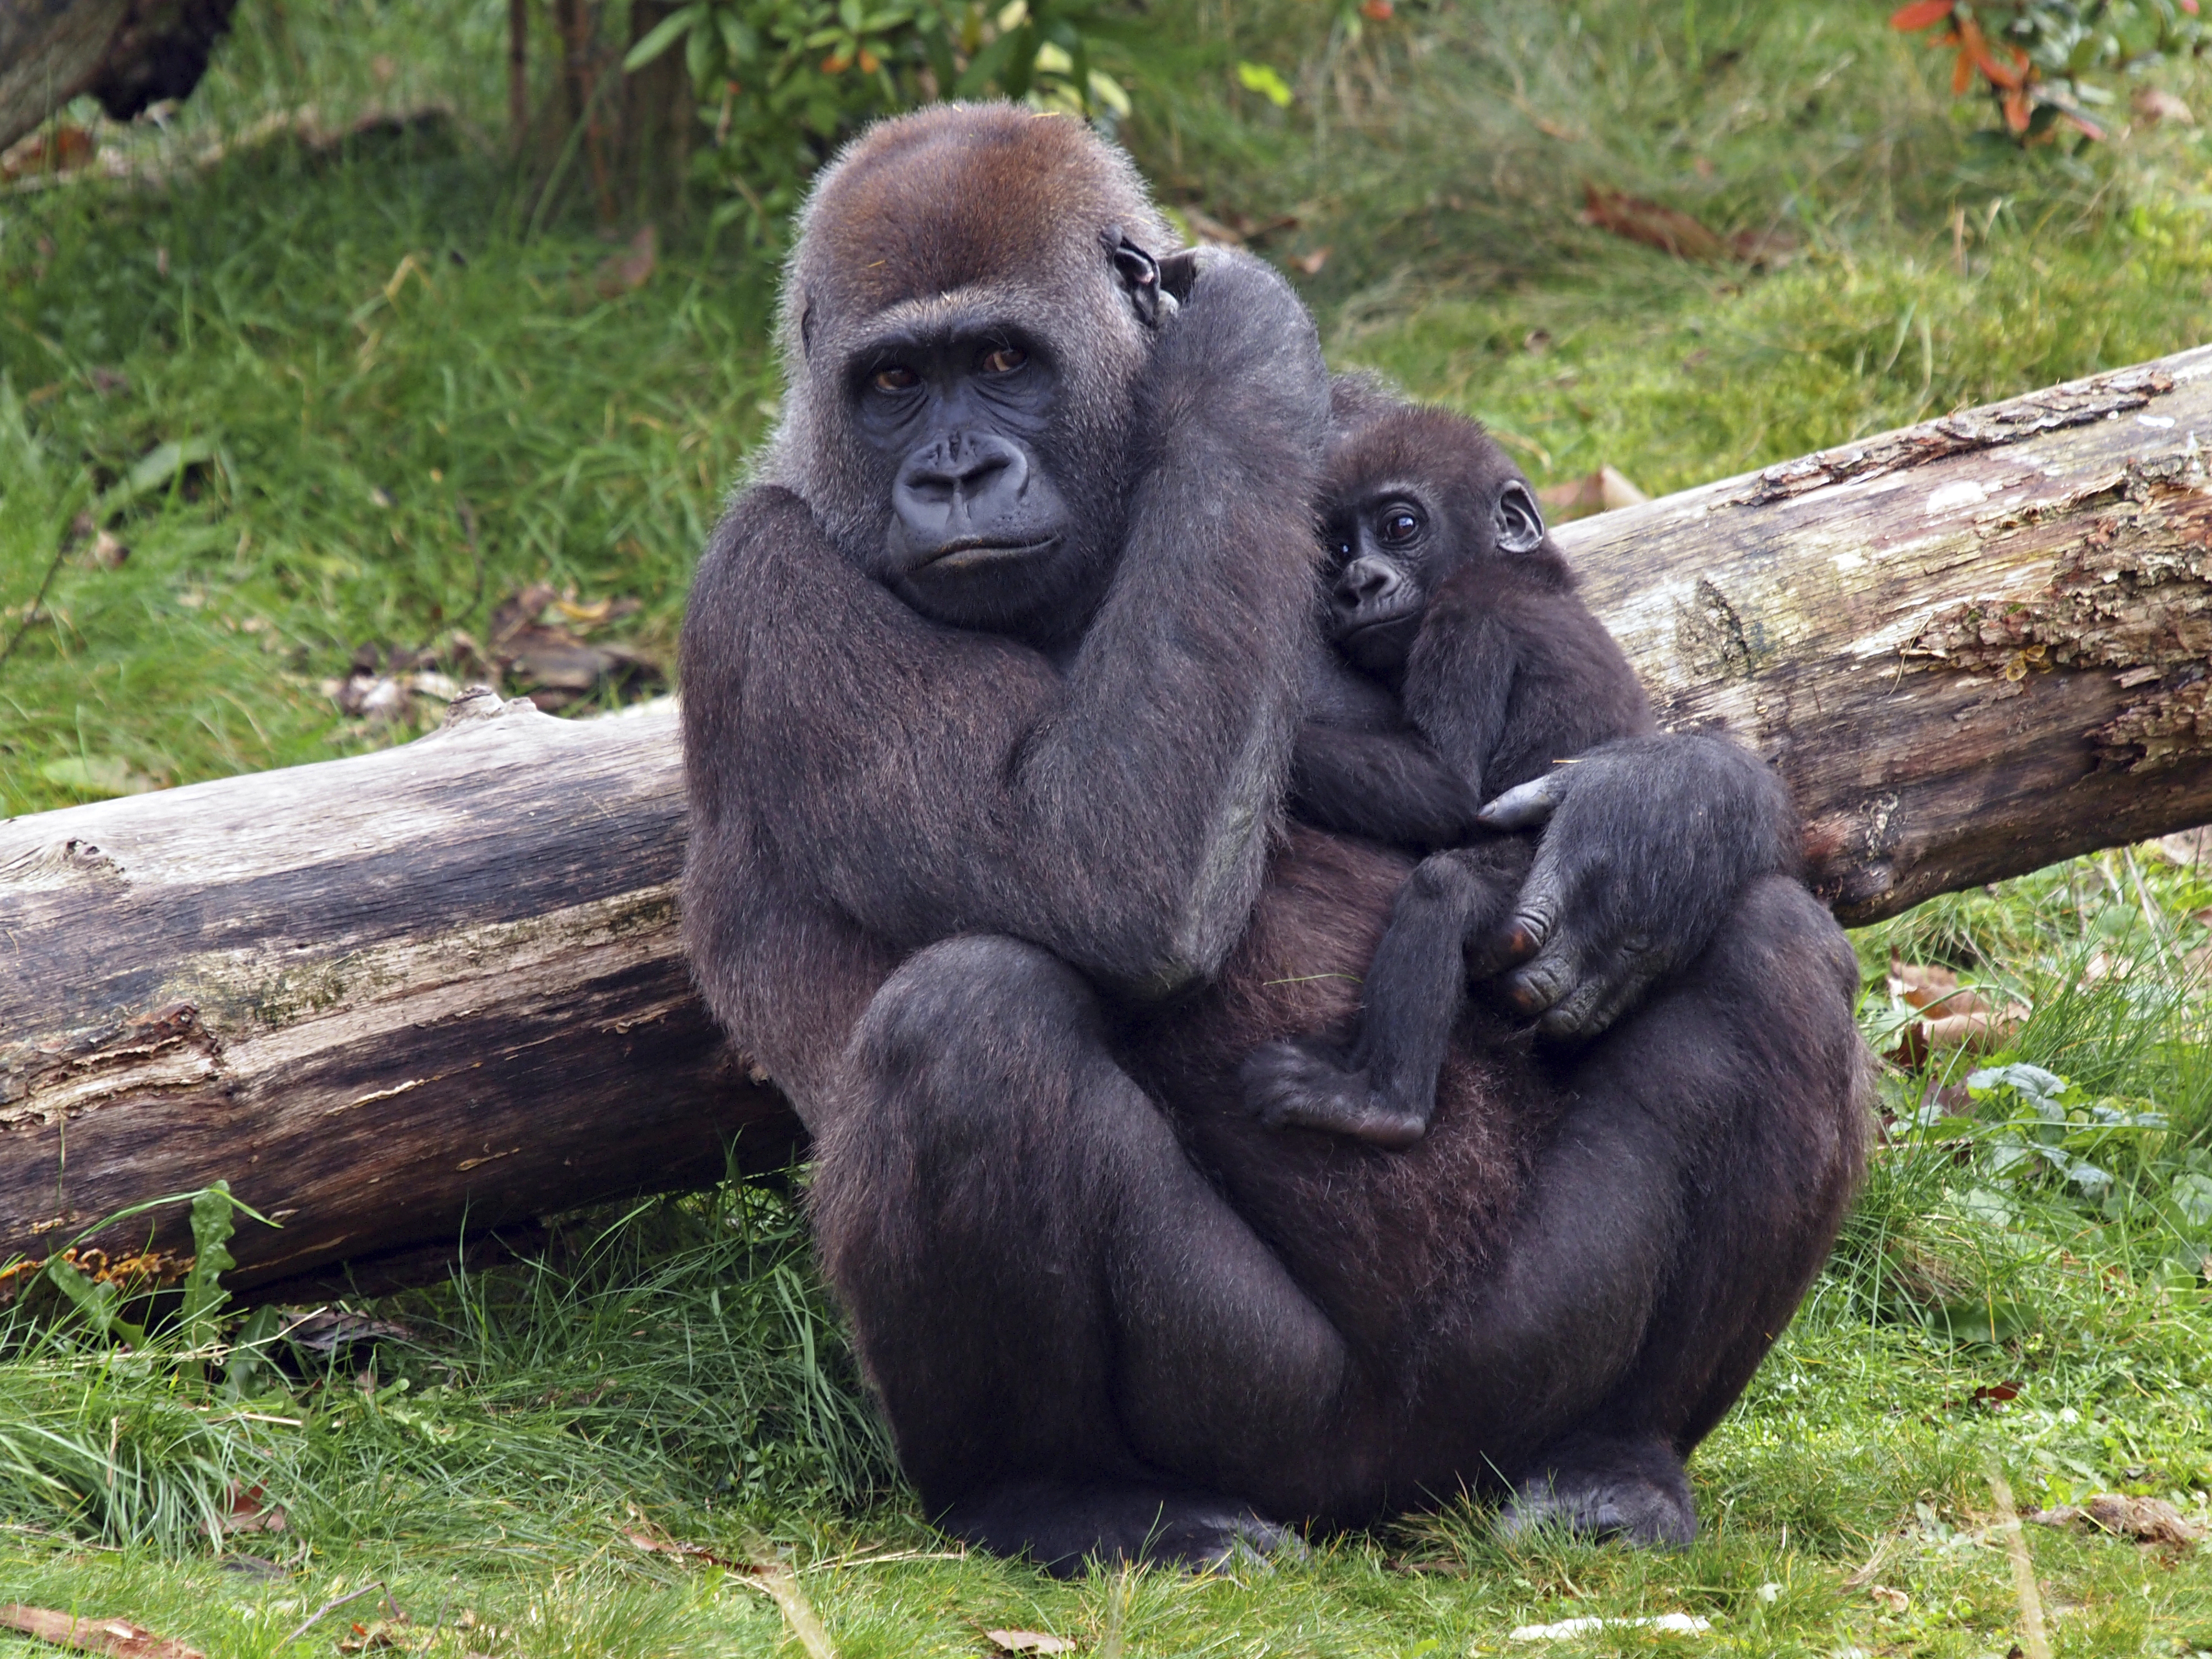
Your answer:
(1703, 874), (1862, 1014)
(840, 935), (1108, 1152)
(855, 935), (1094, 1064)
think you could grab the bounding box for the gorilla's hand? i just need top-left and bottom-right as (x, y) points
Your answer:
(1150, 247), (1330, 437)
(1470, 734), (1799, 1041)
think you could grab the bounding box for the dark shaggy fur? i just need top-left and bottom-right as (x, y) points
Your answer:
(1246, 403), (1771, 1147)
(679, 103), (1872, 1574)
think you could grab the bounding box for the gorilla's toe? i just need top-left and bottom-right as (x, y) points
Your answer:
(941, 1481), (1303, 1577)
(1497, 1436), (1696, 1548)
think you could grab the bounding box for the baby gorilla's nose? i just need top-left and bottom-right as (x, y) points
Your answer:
(1335, 554), (1403, 612)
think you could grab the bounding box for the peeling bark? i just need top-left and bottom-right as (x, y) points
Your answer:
(1561, 347), (2212, 920)
(6, 348), (2212, 1296)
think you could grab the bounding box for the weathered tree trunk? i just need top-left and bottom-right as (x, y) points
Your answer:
(1568, 352), (2210, 919)
(5, 347), (2210, 1299)
(2, 692), (795, 1300)
(0, 0), (238, 156)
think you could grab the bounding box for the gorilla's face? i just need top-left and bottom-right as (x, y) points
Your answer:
(1323, 464), (1548, 678)
(1323, 483), (1441, 678)
(851, 315), (1079, 637)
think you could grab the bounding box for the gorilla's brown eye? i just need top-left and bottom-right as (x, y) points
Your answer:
(873, 365), (920, 393)
(980, 345), (1028, 375)
(1381, 510), (1421, 543)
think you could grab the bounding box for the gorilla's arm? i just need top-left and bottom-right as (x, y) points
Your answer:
(1472, 733), (1802, 1040)
(1287, 725), (1480, 851)
(684, 254), (1328, 997)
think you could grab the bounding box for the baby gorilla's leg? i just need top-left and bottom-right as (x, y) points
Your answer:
(1242, 843), (1522, 1148)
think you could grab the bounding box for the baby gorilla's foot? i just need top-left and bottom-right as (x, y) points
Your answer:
(1497, 1435), (1696, 1548)
(1238, 1039), (1429, 1149)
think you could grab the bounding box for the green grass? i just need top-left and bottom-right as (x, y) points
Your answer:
(6, 1), (2212, 1653)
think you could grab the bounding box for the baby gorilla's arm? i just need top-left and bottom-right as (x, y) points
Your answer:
(1287, 723), (1482, 851)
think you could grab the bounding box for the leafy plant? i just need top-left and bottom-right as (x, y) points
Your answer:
(624, 0), (1143, 245)
(1889, 0), (2206, 142)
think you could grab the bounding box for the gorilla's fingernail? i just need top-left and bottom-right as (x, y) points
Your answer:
(1506, 979), (1544, 1013)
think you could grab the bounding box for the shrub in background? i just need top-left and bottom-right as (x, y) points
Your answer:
(624, 0), (1146, 244)
(1891, 0), (2206, 142)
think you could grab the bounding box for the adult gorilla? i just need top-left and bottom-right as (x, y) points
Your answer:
(680, 104), (1868, 1571)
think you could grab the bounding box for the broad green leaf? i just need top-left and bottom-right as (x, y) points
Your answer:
(623, 4), (705, 71)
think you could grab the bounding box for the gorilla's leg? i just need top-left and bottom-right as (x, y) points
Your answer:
(810, 936), (1376, 1574)
(1241, 840), (1528, 1148)
(1410, 878), (1867, 1545)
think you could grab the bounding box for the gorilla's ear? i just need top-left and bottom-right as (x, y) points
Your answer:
(1156, 248), (1199, 302)
(1494, 481), (1545, 554)
(798, 295), (815, 357)
(1102, 227), (1163, 328)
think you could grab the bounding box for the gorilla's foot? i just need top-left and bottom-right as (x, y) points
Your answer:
(1239, 1040), (1429, 1149)
(1498, 1436), (1696, 1548)
(940, 1481), (1305, 1577)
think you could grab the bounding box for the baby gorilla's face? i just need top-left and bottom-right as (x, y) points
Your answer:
(1323, 483), (1436, 676)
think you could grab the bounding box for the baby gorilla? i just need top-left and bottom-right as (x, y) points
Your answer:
(1244, 403), (1656, 1148)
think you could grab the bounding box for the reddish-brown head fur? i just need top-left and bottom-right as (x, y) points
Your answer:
(797, 104), (1170, 314)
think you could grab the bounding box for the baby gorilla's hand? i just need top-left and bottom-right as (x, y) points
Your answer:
(1239, 1039), (1430, 1150)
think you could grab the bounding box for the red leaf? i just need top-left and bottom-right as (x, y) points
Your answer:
(1889, 0), (1955, 29)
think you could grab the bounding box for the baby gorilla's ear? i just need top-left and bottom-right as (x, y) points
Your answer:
(1494, 480), (1545, 554)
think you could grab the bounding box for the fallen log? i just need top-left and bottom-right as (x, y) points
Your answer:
(0, 0), (240, 159)
(5, 346), (2210, 1298)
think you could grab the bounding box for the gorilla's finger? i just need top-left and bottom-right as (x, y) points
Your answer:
(1473, 891), (1556, 979)
(1537, 949), (1665, 1042)
(1477, 768), (1575, 832)
(1501, 943), (1581, 1018)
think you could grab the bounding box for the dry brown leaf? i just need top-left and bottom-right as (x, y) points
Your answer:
(0, 1606), (206, 1659)
(1727, 225), (1799, 268)
(2132, 85), (2196, 126)
(486, 584), (663, 710)
(1292, 247), (1329, 275)
(592, 225), (658, 300)
(1, 125), (97, 181)
(1537, 466), (1648, 522)
(204, 1482), (287, 1538)
(2027, 1494), (2203, 1546)
(1581, 184), (1730, 261)
(2157, 825), (2212, 865)
(1868, 1584), (1910, 1613)
(1885, 953), (2025, 1065)
(986, 1632), (1077, 1655)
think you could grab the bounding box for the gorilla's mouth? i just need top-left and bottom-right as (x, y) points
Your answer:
(1339, 612), (1418, 646)
(917, 535), (1062, 572)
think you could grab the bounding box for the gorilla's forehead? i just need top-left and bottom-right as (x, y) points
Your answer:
(792, 104), (1174, 325)
(824, 285), (1071, 363)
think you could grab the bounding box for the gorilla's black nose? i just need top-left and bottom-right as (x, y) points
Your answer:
(895, 431), (1030, 549)
(1336, 555), (1402, 612)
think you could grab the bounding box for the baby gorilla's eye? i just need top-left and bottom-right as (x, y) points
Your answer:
(980, 345), (1029, 375)
(873, 365), (921, 393)
(1380, 509), (1421, 543)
